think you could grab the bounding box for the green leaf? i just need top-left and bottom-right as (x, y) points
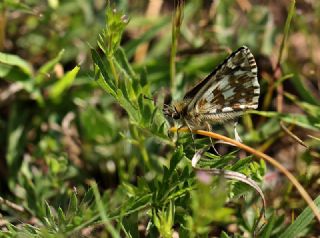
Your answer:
(123, 75), (137, 102)
(44, 201), (54, 224)
(279, 195), (320, 238)
(1, 1), (31, 11)
(96, 73), (117, 97)
(115, 47), (136, 80)
(35, 49), (65, 84)
(70, 192), (78, 213)
(169, 146), (184, 174)
(121, 213), (139, 238)
(283, 64), (319, 105)
(49, 65), (80, 101)
(57, 207), (66, 225)
(79, 106), (116, 142)
(0, 63), (12, 77)
(261, 214), (276, 238)
(98, 5), (128, 55)
(220, 231), (231, 238)
(91, 181), (120, 238)
(91, 49), (116, 96)
(249, 111), (320, 131)
(0, 52), (33, 76)
(277, 0), (295, 64)
(117, 89), (140, 122)
(6, 104), (28, 178)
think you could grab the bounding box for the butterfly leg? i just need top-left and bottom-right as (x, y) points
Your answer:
(184, 120), (197, 151)
(175, 124), (185, 145)
(205, 122), (220, 155)
(233, 120), (242, 142)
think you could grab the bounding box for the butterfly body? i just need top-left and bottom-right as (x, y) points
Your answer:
(171, 101), (244, 128)
(164, 46), (260, 129)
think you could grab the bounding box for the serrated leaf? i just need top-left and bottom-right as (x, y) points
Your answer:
(230, 156), (253, 171)
(123, 75), (136, 102)
(117, 89), (140, 122)
(91, 49), (116, 92)
(96, 73), (117, 97)
(115, 47), (136, 79)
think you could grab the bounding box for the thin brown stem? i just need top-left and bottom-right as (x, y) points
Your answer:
(0, 7), (6, 50)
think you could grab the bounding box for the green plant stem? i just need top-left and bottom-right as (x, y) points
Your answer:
(170, 22), (177, 95)
(277, 0), (295, 65)
(275, 0), (295, 113)
(170, 0), (184, 95)
(91, 181), (120, 238)
(108, 56), (119, 87)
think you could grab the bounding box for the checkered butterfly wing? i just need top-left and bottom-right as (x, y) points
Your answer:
(185, 46), (259, 115)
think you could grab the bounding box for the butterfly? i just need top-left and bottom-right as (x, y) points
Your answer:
(163, 46), (260, 131)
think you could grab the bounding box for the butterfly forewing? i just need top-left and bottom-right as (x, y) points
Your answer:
(187, 46), (259, 115)
(163, 46), (260, 127)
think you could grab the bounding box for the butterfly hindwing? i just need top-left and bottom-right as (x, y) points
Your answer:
(187, 46), (259, 115)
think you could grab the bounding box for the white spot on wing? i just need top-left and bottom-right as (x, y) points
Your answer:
(253, 79), (260, 87)
(202, 85), (217, 102)
(252, 96), (259, 103)
(227, 60), (236, 69)
(234, 70), (245, 76)
(223, 88), (235, 99)
(222, 107), (233, 112)
(218, 76), (229, 89)
(254, 88), (260, 94)
(246, 104), (258, 109)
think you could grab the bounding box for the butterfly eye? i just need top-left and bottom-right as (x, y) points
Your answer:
(172, 113), (180, 119)
(172, 106), (181, 119)
(163, 104), (173, 117)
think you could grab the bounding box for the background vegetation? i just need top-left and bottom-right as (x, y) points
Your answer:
(0, 0), (320, 237)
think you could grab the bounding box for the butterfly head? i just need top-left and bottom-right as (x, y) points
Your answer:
(163, 101), (186, 120)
